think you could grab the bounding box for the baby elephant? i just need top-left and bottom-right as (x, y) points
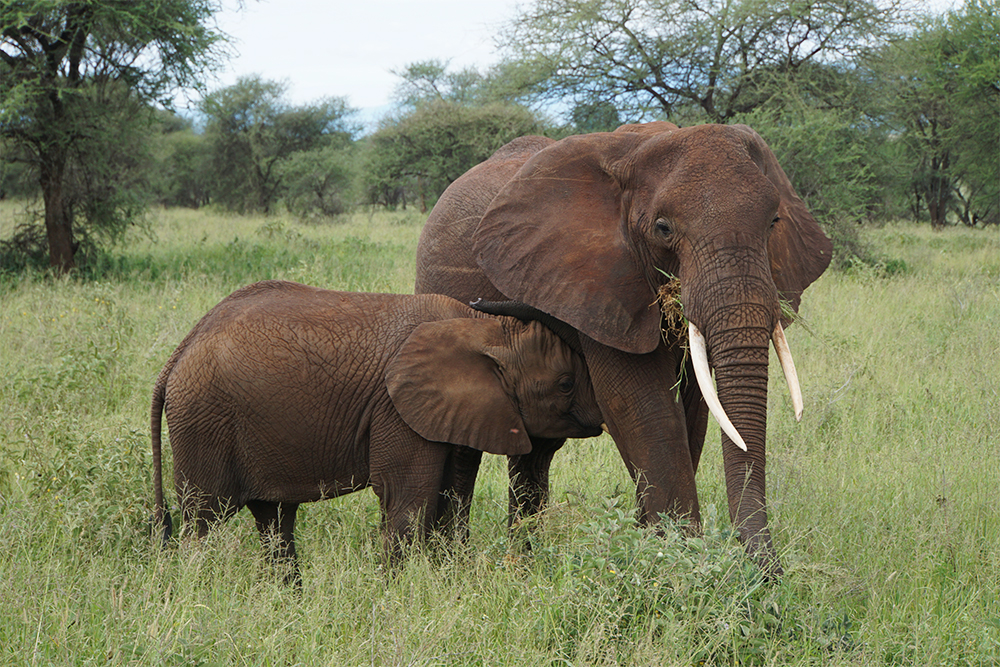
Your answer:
(151, 280), (602, 578)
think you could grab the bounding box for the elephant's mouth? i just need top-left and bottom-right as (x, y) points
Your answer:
(657, 280), (804, 450)
(688, 320), (803, 451)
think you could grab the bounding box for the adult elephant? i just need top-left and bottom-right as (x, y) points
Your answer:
(414, 121), (832, 575)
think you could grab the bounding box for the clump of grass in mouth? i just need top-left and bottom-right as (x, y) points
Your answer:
(655, 276), (689, 396)
(654, 276), (805, 398)
(656, 272), (804, 338)
(657, 276), (687, 344)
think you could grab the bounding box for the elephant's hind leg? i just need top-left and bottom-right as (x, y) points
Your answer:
(247, 499), (300, 586)
(178, 481), (237, 539)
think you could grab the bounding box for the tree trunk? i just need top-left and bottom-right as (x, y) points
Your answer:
(417, 175), (427, 213)
(40, 149), (76, 273)
(925, 154), (951, 230)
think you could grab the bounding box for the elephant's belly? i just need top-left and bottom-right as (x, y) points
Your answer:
(238, 429), (371, 504)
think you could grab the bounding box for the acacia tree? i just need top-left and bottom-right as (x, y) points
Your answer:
(0, 1), (226, 272)
(391, 59), (493, 107)
(498, 0), (908, 123)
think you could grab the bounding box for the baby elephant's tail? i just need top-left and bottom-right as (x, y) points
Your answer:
(150, 365), (174, 546)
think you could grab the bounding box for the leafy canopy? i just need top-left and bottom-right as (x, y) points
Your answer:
(497, 0), (910, 123)
(200, 75), (360, 215)
(871, 0), (1000, 227)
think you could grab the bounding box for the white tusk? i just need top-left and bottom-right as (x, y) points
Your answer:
(772, 322), (804, 422)
(688, 322), (748, 452)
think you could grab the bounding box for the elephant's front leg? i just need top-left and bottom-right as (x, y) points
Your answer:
(431, 445), (484, 541)
(372, 435), (450, 562)
(507, 437), (565, 537)
(580, 336), (702, 529)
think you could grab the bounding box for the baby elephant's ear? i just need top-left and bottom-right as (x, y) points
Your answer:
(386, 318), (532, 456)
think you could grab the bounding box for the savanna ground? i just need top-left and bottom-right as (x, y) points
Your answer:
(1, 202), (997, 666)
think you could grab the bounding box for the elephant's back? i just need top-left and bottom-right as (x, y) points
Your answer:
(415, 136), (555, 302)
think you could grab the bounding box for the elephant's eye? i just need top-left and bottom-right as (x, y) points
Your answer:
(654, 217), (673, 236)
(771, 216), (780, 229)
(557, 376), (574, 394)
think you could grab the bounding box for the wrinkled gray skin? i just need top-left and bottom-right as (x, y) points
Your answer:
(151, 280), (602, 581)
(415, 122), (832, 576)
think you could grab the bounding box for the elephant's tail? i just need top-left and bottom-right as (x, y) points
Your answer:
(151, 361), (174, 547)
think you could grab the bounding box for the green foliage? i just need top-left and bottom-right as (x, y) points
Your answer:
(278, 144), (358, 220)
(364, 100), (545, 210)
(391, 58), (549, 112)
(735, 106), (885, 268)
(200, 76), (360, 215)
(0, 0), (227, 271)
(366, 60), (551, 209)
(871, 0), (1000, 228)
(497, 0), (909, 123)
(570, 100), (622, 133)
(538, 501), (777, 662)
(392, 59), (493, 107)
(148, 113), (214, 209)
(0, 82), (159, 272)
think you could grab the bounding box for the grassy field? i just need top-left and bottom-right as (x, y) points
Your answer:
(1, 204), (998, 665)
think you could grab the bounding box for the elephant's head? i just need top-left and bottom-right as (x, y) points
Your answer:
(386, 316), (604, 455)
(471, 122), (832, 567)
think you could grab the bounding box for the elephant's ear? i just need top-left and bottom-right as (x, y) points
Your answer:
(386, 318), (532, 456)
(473, 132), (663, 355)
(735, 125), (834, 316)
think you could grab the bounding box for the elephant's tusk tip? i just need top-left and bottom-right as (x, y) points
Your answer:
(772, 322), (805, 425)
(600, 423), (609, 433)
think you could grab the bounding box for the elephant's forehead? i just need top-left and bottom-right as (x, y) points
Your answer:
(633, 125), (754, 174)
(630, 131), (779, 215)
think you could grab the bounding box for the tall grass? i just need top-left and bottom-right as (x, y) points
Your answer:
(1, 205), (997, 665)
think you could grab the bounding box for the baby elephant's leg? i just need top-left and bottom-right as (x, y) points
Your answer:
(178, 483), (236, 539)
(246, 500), (300, 586)
(371, 437), (450, 563)
(432, 446), (483, 542)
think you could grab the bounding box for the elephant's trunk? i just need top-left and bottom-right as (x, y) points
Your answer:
(710, 319), (780, 574)
(685, 273), (784, 576)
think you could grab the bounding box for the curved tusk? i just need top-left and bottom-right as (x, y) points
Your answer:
(688, 322), (748, 452)
(772, 322), (804, 422)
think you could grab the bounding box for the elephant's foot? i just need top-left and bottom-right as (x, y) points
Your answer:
(737, 523), (783, 580)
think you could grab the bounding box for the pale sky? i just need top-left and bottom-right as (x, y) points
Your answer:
(197, 0), (522, 122)
(199, 0), (960, 127)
